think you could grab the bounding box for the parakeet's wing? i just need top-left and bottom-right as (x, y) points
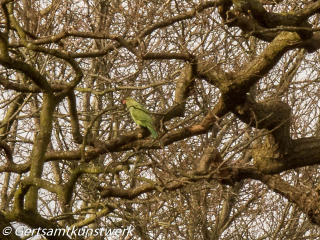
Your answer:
(129, 105), (152, 126)
(146, 125), (158, 138)
(128, 104), (158, 138)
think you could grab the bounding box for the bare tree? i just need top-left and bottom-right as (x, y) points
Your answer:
(1, 0), (320, 239)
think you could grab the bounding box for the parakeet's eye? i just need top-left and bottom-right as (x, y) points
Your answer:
(123, 100), (126, 104)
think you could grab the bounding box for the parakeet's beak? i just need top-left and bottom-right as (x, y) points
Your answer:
(123, 100), (126, 104)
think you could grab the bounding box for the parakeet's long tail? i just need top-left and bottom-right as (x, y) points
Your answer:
(147, 126), (158, 138)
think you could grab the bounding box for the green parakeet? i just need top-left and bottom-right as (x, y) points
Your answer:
(123, 97), (158, 138)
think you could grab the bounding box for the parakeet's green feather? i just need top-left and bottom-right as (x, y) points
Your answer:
(124, 97), (158, 138)
(147, 126), (158, 138)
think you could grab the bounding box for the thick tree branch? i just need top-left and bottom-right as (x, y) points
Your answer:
(224, 0), (318, 41)
(67, 92), (83, 144)
(232, 167), (320, 225)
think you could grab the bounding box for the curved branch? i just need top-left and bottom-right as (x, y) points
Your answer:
(231, 167), (320, 225)
(0, 140), (12, 162)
